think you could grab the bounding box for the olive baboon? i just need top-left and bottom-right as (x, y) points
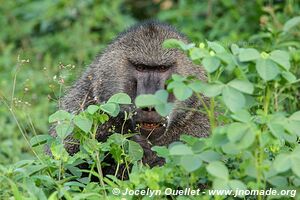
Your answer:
(50, 21), (209, 169)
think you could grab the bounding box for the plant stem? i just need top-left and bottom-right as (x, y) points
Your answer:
(209, 98), (216, 131)
(96, 152), (107, 197)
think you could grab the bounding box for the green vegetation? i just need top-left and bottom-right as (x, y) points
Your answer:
(1, 0), (300, 199)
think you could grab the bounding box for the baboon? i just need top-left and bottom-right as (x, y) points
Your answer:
(49, 21), (209, 172)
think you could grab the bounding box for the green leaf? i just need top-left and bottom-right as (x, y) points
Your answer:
(180, 155), (202, 172)
(222, 86), (245, 112)
(282, 71), (297, 83)
(155, 102), (173, 117)
(188, 80), (204, 93)
(213, 178), (230, 190)
(189, 48), (206, 60)
(273, 154), (291, 173)
(270, 50), (290, 70)
(152, 146), (169, 157)
(238, 48), (260, 62)
(173, 84), (193, 101)
(172, 74), (186, 82)
(228, 180), (247, 191)
(49, 110), (72, 123)
(290, 111), (300, 121)
(163, 39), (194, 51)
(127, 140), (143, 162)
(100, 102), (120, 117)
(231, 44), (239, 55)
(87, 105), (99, 114)
(73, 115), (92, 133)
(107, 93), (131, 104)
(30, 135), (52, 147)
(155, 90), (169, 102)
(169, 143), (193, 155)
(135, 95), (160, 107)
(202, 56), (221, 73)
(207, 41), (226, 53)
(206, 161), (229, 180)
(283, 16), (300, 32)
(199, 150), (221, 162)
(202, 83), (224, 97)
(227, 122), (256, 149)
(268, 176), (288, 187)
(227, 79), (254, 94)
(55, 123), (73, 139)
(255, 58), (280, 81)
(230, 110), (251, 123)
(291, 157), (300, 177)
(268, 122), (286, 140)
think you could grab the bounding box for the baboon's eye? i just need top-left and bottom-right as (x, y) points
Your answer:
(157, 65), (169, 72)
(135, 65), (147, 72)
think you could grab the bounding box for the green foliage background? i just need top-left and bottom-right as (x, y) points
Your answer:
(0, 0), (299, 197)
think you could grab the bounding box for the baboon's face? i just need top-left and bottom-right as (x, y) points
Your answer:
(113, 24), (188, 140)
(131, 61), (175, 140)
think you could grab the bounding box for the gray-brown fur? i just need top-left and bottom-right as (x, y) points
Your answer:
(50, 21), (209, 169)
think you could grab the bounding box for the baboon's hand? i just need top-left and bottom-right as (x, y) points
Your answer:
(131, 134), (165, 167)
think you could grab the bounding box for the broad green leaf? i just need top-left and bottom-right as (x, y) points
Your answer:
(230, 110), (251, 123)
(180, 155), (202, 172)
(173, 84), (193, 101)
(238, 48), (260, 62)
(273, 154), (291, 172)
(270, 50), (290, 70)
(188, 80), (204, 93)
(169, 143), (193, 155)
(100, 102), (120, 117)
(291, 157), (300, 177)
(282, 71), (297, 83)
(202, 56), (221, 73)
(154, 90), (169, 102)
(222, 86), (245, 112)
(199, 150), (221, 162)
(155, 102), (173, 117)
(49, 110), (72, 123)
(127, 140), (143, 162)
(202, 83), (224, 97)
(207, 41), (226, 53)
(231, 44), (239, 55)
(228, 180), (247, 191)
(227, 79), (254, 94)
(172, 74), (186, 82)
(213, 178), (230, 190)
(268, 176), (288, 187)
(207, 161), (229, 180)
(135, 95), (160, 107)
(152, 146), (169, 157)
(227, 122), (255, 149)
(30, 135), (52, 147)
(55, 123), (73, 139)
(73, 115), (92, 133)
(163, 39), (194, 51)
(268, 122), (285, 140)
(290, 111), (300, 121)
(87, 105), (99, 114)
(189, 48), (206, 60)
(255, 58), (280, 81)
(107, 93), (131, 104)
(285, 111), (300, 136)
(283, 16), (300, 32)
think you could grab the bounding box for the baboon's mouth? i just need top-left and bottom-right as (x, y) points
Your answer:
(139, 122), (161, 130)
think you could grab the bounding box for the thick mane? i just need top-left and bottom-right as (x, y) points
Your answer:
(115, 20), (187, 42)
